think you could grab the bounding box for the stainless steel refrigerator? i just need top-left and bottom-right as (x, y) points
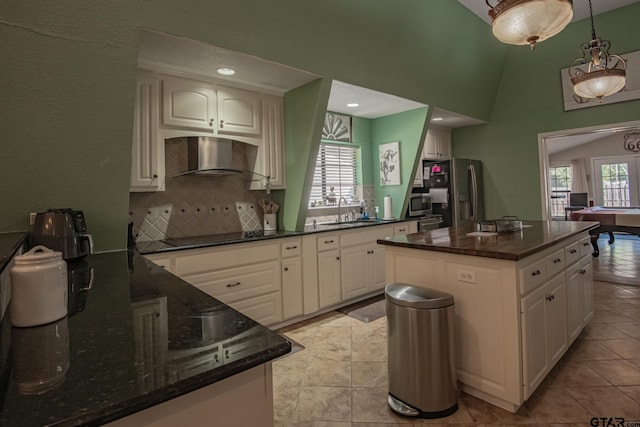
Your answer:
(422, 158), (484, 228)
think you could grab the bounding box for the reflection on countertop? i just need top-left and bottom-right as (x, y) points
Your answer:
(0, 250), (291, 427)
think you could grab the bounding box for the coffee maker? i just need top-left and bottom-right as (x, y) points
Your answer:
(30, 209), (93, 261)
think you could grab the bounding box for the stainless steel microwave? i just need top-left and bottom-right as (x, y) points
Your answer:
(408, 194), (432, 217)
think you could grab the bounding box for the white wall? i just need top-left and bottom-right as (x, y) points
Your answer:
(549, 131), (640, 199)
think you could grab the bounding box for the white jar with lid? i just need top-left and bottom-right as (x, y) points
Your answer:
(10, 245), (68, 327)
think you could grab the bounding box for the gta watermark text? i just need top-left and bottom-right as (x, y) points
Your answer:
(590, 418), (640, 427)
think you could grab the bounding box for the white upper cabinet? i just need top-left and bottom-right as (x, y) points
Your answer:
(133, 70), (286, 193)
(251, 95), (285, 190)
(217, 86), (262, 137)
(131, 72), (163, 192)
(422, 126), (451, 160)
(162, 77), (216, 132)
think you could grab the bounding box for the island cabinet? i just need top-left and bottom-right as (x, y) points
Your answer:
(379, 222), (595, 413)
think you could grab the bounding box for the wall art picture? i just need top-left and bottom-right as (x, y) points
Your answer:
(379, 141), (400, 186)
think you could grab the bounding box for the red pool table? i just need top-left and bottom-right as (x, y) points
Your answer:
(569, 206), (640, 256)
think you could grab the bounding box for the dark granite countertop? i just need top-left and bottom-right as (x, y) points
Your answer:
(0, 250), (291, 426)
(137, 218), (411, 255)
(377, 220), (600, 260)
(0, 232), (26, 272)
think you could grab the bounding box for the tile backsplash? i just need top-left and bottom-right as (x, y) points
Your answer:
(129, 138), (268, 241)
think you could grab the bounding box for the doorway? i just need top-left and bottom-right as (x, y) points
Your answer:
(538, 120), (640, 220)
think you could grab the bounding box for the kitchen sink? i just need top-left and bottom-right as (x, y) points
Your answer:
(317, 218), (381, 228)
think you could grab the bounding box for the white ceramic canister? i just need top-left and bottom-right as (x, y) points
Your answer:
(10, 245), (68, 327)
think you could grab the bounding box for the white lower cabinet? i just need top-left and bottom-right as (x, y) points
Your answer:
(281, 238), (303, 319)
(566, 256), (594, 342)
(341, 243), (386, 300)
(521, 274), (567, 399)
(317, 249), (342, 309)
(144, 222), (412, 326)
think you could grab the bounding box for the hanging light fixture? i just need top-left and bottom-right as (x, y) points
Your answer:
(486, 0), (573, 49)
(568, 0), (626, 102)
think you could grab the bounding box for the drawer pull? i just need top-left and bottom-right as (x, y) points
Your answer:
(284, 267), (289, 272)
(579, 269), (586, 275)
(569, 249), (578, 254)
(553, 258), (561, 263)
(531, 270), (541, 276)
(286, 245), (298, 250)
(582, 242), (590, 246)
(336, 256), (340, 260)
(324, 240), (334, 244)
(545, 294), (555, 301)
(226, 282), (241, 288)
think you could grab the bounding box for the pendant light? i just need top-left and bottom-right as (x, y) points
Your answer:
(486, 0), (574, 49)
(568, 0), (627, 102)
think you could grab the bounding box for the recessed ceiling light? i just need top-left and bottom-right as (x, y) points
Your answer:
(432, 117), (444, 121)
(217, 67), (236, 76)
(346, 103), (359, 108)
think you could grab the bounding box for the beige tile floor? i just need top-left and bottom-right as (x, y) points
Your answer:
(274, 279), (640, 426)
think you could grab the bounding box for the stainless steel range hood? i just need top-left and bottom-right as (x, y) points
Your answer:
(175, 137), (246, 176)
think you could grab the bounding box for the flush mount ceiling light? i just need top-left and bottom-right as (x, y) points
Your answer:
(568, 0), (626, 102)
(346, 103), (359, 108)
(432, 117), (444, 122)
(486, 0), (573, 49)
(217, 67), (236, 76)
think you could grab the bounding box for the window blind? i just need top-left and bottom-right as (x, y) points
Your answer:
(309, 143), (357, 206)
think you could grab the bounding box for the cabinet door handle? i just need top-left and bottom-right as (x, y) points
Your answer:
(336, 256), (340, 260)
(219, 120), (224, 128)
(546, 294), (555, 301)
(226, 282), (241, 287)
(325, 240), (334, 244)
(152, 174), (158, 179)
(553, 258), (561, 263)
(531, 270), (541, 276)
(579, 269), (586, 275)
(582, 242), (590, 246)
(284, 267), (289, 272)
(570, 249), (577, 254)
(209, 118), (215, 127)
(286, 245), (298, 250)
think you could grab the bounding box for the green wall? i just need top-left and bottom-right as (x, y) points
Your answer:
(0, 1), (505, 251)
(453, 3), (640, 220)
(12, 2), (639, 248)
(372, 108), (429, 219)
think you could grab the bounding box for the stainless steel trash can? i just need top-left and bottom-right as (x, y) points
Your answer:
(385, 283), (457, 418)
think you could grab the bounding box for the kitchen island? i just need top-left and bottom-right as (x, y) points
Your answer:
(0, 243), (291, 427)
(377, 220), (599, 413)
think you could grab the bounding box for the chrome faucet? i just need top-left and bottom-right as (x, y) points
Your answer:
(336, 196), (348, 223)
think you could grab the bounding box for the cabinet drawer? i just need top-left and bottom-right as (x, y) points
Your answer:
(545, 249), (565, 279)
(144, 255), (174, 273)
(281, 238), (302, 258)
(564, 241), (581, 266)
(520, 258), (546, 295)
(317, 234), (339, 251)
(579, 235), (592, 258)
(227, 292), (283, 326)
(184, 260), (280, 303)
(174, 242), (279, 275)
